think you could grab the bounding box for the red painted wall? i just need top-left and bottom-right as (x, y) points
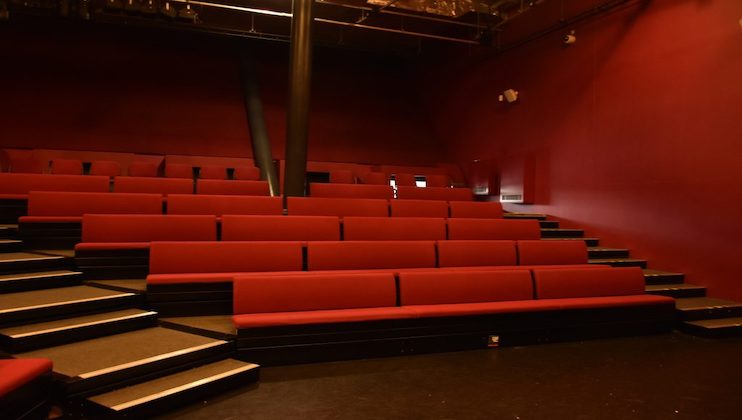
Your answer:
(424, 0), (742, 300)
(0, 23), (444, 166)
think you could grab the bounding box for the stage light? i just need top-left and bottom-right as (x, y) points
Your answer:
(178, 2), (198, 23)
(161, 1), (177, 19)
(499, 89), (519, 103)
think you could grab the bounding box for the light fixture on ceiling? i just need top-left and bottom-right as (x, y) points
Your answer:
(141, 0), (157, 15)
(499, 89), (519, 103)
(178, 2), (198, 23)
(563, 30), (576, 45)
(124, 0), (140, 13)
(161, 1), (177, 19)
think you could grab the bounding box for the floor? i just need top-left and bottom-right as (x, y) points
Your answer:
(157, 332), (742, 420)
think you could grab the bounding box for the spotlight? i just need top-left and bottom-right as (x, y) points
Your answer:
(160, 1), (177, 19)
(499, 89), (519, 103)
(563, 30), (576, 45)
(141, 0), (157, 15)
(177, 2), (198, 23)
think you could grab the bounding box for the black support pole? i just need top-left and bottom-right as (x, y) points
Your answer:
(240, 57), (280, 196)
(283, 0), (314, 197)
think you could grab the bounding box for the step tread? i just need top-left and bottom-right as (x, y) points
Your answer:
(85, 279), (147, 293)
(643, 269), (684, 276)
(87, 359), (257, 410)
(587, 247), (629, 252)
(34, 249), (76, 258)
(0, 239), (22, 244)
(645, 284), (705, 292)
(684, 317), (742, 329)
(0, 270), (82, 282)
(0, 308), (156, 337)
(160, 315), (236, 337)
(503, 213), (547, 220)
(17, 327), (228, 379)
(589, 258), (647, 263)
(0, 252), (66, 262)
(0, 285), (134, 312)
(675, 297), (742, 310)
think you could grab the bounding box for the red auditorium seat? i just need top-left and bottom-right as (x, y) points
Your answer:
(449, 201), (504, 219)
(425, 174), (451, 188)
(287, 197), (389, 217)
(0, 358), (53, 420)
(3, 149), (43, 173)
(447, 219), (541, 240)
(89, 160), (122, 177)
(0, 173), (110, 199)
(437, 240), (518, 267)
(359, 172), (389, 185)
(343, 217), (447, 241)
(127, 161), (159, 177)
(393, 173), (416, 187)
(23, 191), (163, 221)
(114, 176), (193, 195)
(517, 240), (588, 265)
(396, 186), (473, 201)
(222, 215), (340, 241)
(79, 214), (217, 244)
(197, 180), (270, 196)
(234, 166), (260, 181)
(307, 240), (436, 271)
(50, 158), (83, 175)
(199, 165), (228, 180)
(330, 170), (355, 184)
(309, 183), (394, 199)
(389, 199), (449, 218)
(165, 163), (193, 179)
(533, 267), (646, 299)
(167, 194), (283, 216)
(398, 270), (534, 306)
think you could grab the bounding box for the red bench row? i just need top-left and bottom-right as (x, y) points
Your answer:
(309, 183), (473, 201)
(0, 358), (53, 419)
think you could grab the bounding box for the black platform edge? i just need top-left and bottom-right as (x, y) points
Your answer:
(676, 305), (742, 321)
(643, 272), (685, 285)
(678, 320), (742, 338)
(589, 259), (648, 269)
(540, 229), (584, 238)
(0, 240), (23, 253)
(159, 319), (237, 341)
(0, 271), (84, 293)
(77, 266), (149, 280)
(1, 311), (159, 354)
(0, 293), (144, 327)
(80, 362), (259, 419)
(538, 220), (559, 228)
(0, 256), (72, 274)
(587, 248), (630, 259)
(60, 340), (234, 398)
(645, 285), (706, 298)
(149, 300), (233, 318)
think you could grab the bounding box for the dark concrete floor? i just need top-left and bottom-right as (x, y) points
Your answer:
(158, 332), (742, 420)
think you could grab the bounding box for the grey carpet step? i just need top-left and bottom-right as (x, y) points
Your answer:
(83, 358), (259, 418)
(0, 308), (158, 353)
(0, 270), (84, 293)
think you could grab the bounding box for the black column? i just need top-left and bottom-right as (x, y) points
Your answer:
(283, 0), (314, 197)
(240, 57), (279, 196)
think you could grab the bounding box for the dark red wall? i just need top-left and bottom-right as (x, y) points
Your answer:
(424, 0), (742, 300)
(0, 23), (444, 166)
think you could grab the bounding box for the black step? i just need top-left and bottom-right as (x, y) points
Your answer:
(645, 284), (706, 298)
(0, 252), (70, 273)
(540, 228), (584, 238)
(643, 269), (685, 285)
(503, 213), (547, 220)
(674, 297), (742, 321)
(85, 279), (147, 294)
(538, 220), (559, 228)
(160, 315), (237, 340)
(0, 270), (84, 293)
(0, 239), (22, 253)
(17, 327), (232, 397)
(587, 247), (630, 259)
(0, 285), (141, 326)
(83, 359), (259, 418)
(0, 224), (19, 238)
(542, 237), (599, 246)
(680, 317), (742, 337)
(589, 258), (648, 268)
(0, 308), (158, 353)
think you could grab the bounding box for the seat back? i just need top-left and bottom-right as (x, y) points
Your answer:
(167, 194), (282, 216)
(389, 199), (449, 218)
(448, 201), (504, 219)
(394, 173), (416, 187)
(343, 217), (446, 241)
(425, 174), (451, 188)
(307, 240), (436, 271)
(396, 186), (473, 201)
(447, 219), (541, 240)
(82, 214), (216, 243)
(533, 267), (646, 299)
(222, 215), (340, 241)
(233, 166), (260, 180)
(196, 180), (270, 196)
(51, 159), (83, 175)
(287, 197), (388, 217)
(399, 270), (534, 305)
(517, 240), (588, 265)
(199, 166), (227, 180)
(165, 163), (193, 179)
(309, 183), (394, 199)
(0, 173), (109, 196)
(27, 191), (162, 217)
(114, 176), (193, 195)
(127, 162), (159, 177)
(329, 170), (355, 184)
(437, 240), (518, 267)
(90, 160), (122, 177)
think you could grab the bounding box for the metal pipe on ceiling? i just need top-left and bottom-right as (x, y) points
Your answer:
(315, 0), (486, 29)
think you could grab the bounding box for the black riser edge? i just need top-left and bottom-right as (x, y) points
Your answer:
(149, 300), (232, 317)
(644, 274), (685, 285)
(677, 307), (742, 321)
(0, 259), (71, 273)
(0, 295), (143, 327)
(588, 250), (630, 259)
(678, 322), (742, 338)
(0, 274), (83, 293)
(78, 266), (149, 280)
(646, 288), (705, 298)
(541, 230), (584, 238)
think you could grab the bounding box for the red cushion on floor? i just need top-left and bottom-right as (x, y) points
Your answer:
(448, 201), (503, 219)
(233, 272), (397, 314)
(26, 191), (163, 217)
(310, 183), (394, 199)
(437, 240), (517, 267)
(343, 217), (446, 241)
(534, 267), (647, 299)
(517, 240), (588, 265)
(399, 270), (533, 306)
(396, 186), (473, 201)
(287, 197), (389, 217)
(114, 176), (192, 195)
(307, 241), (436, 271)
(222, 215), (340, 241)
(0, 358), (53, 397)
(389, 199), (449, 218)
(196, 180), (270, 196)
(149, 241), (304, 274)
(167, 194), (282, 216)
(233, 307), (416, 329)
(448, 219), (541, 240)
(82, 215), (216, 243)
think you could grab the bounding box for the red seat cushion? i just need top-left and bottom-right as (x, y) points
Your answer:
(149, 241), (304, 274)
(517, 240), (588, 265)
(393, 173), (416, 187)
(233, 307), (416, 329)
(310, 183), (394, 199)
(127, 162), (159, 177)
(359, 172), (388, 185)
(329, 170), (355, 184)
(307, 240), (436, 271)
(396, 186), (473, 201)
(222, 215), (340, 241)
(448, 201), (503, 219)
(233, 166), (260, 181)
(0, 173), (109, 196)
(425, 174), (451, 188)
(0, 358), (53, 397)
(233, 272), (398, 314)
(389, 199), (449, 218)
(114, 176), (193, 195)
(51, 159), (83, 175)
(81, 215), (216, 243)
(167, 194), (282, 216)
(448, 219), (541, 240)
(199, 166), (227, 180)
(399, 270), (533, 306)
(26, 191), (163, 217)
(165, 163), (193, 179)
(343, 217), (446, 241)
(437, 240), (518, 267)
(90, 160), (122, 177)
(534, 267), (646, 299)
(287, 197), (389, 217)
(196, 180), (270, 196)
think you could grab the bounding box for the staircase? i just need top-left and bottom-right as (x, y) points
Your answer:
(0, 224), (259, 418)
(506, 212), (742, 337)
